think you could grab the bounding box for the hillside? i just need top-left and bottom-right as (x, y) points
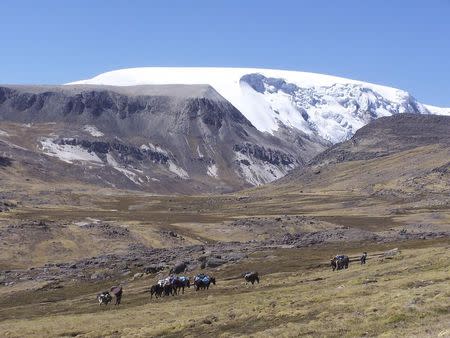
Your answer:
(273, 114), (450, 201)
(0, 84), (326, 193)
(2, 68), (449, 194)
(1, 243), (449, 337)
(309, 114), (450, 166)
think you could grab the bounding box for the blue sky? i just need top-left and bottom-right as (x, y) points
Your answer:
(1, 0), (449, 106)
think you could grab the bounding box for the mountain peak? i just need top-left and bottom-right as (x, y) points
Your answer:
(69, 67), (450, 144)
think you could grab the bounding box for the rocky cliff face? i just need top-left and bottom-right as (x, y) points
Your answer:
(0, 84), (328, 193)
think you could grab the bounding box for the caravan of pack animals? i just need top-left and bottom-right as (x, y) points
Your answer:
(97, 256), (363, 306)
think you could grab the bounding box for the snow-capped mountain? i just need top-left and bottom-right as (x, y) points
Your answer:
(70, 67), (450, 144)
(1, 68), (447, 194)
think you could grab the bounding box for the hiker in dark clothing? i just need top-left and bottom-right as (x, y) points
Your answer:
(111, 286), (123, 305)
(360, 252), (368, 265)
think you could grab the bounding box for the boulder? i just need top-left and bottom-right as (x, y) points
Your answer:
(205, 257), (226, 268)
(90, 271), (109, 280)
(382, 248), (400, 259)
(224, 252), (247, 262)
(171, 262), (187, 274)
(144, 264), (166, 274)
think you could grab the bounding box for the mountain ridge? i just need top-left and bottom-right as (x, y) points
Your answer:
(271, 114), (450, 202)
(0, 84), (326, 192)
(70, 67), (450, 144)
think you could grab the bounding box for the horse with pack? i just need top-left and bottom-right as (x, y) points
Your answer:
(331, 254), (350, 271)
(150, 283), (164, 299)
(150, 275), (191, 298)
(193, 273), (216, 291)
(172, 276), (191, 294)
(157, 275), (176, 296)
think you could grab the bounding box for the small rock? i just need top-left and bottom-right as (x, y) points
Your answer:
(363, 278), (378, 284)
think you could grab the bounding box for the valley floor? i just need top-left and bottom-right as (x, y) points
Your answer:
(0, 183), (449, 337)
(0, 241), (449, 337)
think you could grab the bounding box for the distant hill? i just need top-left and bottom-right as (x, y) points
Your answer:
(273, 114), (450, 200)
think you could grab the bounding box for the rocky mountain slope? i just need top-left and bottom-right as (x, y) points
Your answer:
(0, 84), (326, 193)
(273, 114), (450, 200)
(307, 114), (450, 166)
(71, 67), (450, 144)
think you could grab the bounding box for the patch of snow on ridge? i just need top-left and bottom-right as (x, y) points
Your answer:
(168, 160), (189, 179)
(207, 164), (218, 178)
(106, 153), (141, 185)
(235, 152), (286, 186)
(424, 104), (450, 116)
(196, 145), (204, 158)
(40, 138), (103, 164)
(141, 143), (169, 155)
(0, 130), (9, 137)
(69, 67), (449, 144)
(83, 125), (104, 137)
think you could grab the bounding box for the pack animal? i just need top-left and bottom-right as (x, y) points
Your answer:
(172, 276), (191, 295)
(150, 284), (164, 299)
(97, 291), (112, 305)
(194, 274), (216, 291)
(244, 272), (260, 285)
(158, 276), (176, 296)
(331, 255), (349, 271)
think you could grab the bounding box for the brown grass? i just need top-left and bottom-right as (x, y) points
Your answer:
(0, 242), (449, 337)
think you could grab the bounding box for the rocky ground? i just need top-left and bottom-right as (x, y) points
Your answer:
(1, 214), (448, 289)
